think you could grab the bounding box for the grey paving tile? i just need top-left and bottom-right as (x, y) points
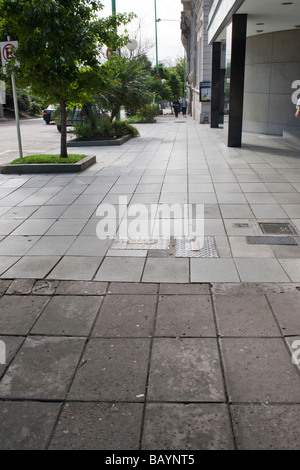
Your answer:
(0, 219), (24, 235)
(250, 204), (288, 219)
(55, 280), (107, 296)
(68, 338), (151, 401)
(220, 338), (300, 402)
(148, 338), (225, 401)
(47, 256), (103, 281)
(159, 283), (210, 295)
(281, 204), (300, 218)
(26, 236), (76, 256)
(142, 404), (234, 450)
(278, 259), (300, 282)
(142, 258), (189, 283)
(244, 193), (278, 204)
(267, 292), (300, 335)
(95, 257), (145, 282)
(32, 295), (102, 336)
(214, 295), (280, 337)
(46, 218), (88, 235)
(1, 256), (61, 279)
(0, 236), (41, 256)
(216, 193), (248, 204)
(92, 294), (156, 338)
(0, 401), (62, 450)
(11, 219), (55, 236)
(231, 404), (300, 450)
(229, 237), (274, 258)
(191, 259), (240, 283)
(0, 256), (20, 275)
(0, 336), (85, 400)
(0, 335), (25, 376)
(0, 295), (50, 335)
(219, 205), (254, 219)
(235, 258), (291, 282)
(2, 206), (38, 219)
(49, 402), (143, 450)
(65, 236), (112, 256)
(155, 294), (215, 337)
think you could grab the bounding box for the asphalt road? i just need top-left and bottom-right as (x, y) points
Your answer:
(0, 117), (62, 164)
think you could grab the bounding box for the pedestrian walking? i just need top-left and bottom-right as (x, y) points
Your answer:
(173, 98), (181, 118)
(181, 97), (187, 117)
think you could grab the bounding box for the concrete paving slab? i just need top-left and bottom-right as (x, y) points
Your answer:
(31, 295), (102, 336)
(148, 338), (225, 402)
(220, 338), (300, 402)
(142, 258), (189, 283)
(55, 280), (108, 296)
(49, 402), (143, 450)
(92, 294), (156, 338)
(0, 401), (62, 450)
(155, 295), (216, 337)
(191, 258), (240, 282)
(142, 404), (234, 450)
(47, 256), (103, 281)
(279, 259), (300, 282)
(267, 292), (300, 335)
(213, 294), (281, 336)
(0, 336), (85, 400)
(231, 404), (300, 450)
(1, 255), (61, 279)
(235, 258), (291, 282)
(95, 257), (145, 282)
(68, 338), (151, 401)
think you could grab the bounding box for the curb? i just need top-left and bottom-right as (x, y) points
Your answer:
(0, 155), (96, 174)
(67, 134), (133, 147)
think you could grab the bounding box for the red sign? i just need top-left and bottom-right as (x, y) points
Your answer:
(106, 48), (121, 59)
(0, 41), (19, 74)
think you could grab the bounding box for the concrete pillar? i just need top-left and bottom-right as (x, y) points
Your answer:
(211, 42), (221, 128)
(228, 14), (247, 147)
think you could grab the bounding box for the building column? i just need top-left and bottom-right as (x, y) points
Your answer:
(211, 42), (221, 128)
(228, 14), (247, 147)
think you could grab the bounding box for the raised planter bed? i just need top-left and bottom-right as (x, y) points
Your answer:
(0, 155), (96, 174)
(67, 134), (133, 147)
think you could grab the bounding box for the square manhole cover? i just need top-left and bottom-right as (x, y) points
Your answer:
(259, 223), (296, 235)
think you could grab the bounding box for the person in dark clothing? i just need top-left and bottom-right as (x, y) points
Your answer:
(173, 98), (181, 118)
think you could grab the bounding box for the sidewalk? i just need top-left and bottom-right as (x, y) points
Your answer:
(0, 115), (300, 450)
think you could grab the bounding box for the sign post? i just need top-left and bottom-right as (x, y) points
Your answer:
(0, 38), (23, 159)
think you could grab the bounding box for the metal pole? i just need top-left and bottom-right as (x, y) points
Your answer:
(111, 1), (121, 121)
(7, 36), (22, 159)
(154, 0), (159, 74)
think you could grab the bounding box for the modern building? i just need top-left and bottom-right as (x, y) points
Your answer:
(181, 0), (300, 147)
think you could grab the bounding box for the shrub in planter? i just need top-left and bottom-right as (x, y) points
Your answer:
(73, 117), (139, 141)
(138, 103), (160, 121)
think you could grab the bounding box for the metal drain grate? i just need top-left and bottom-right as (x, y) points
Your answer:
(110, 238), (170, 250)
(259, 223), (296, 235)
(175, 236), (219, 258)
(247, 236), (298, 245)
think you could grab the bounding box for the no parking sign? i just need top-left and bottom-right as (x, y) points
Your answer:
(0, 41), (19, 74)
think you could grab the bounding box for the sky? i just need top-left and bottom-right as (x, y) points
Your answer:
(99, 0), (184, 65)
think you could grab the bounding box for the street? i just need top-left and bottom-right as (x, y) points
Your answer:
(0, 118), (62, 164)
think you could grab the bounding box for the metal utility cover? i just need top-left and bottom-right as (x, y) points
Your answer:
(175, 236), (219, 258)
(246, 236), (298, 245)
(259, 223), (296, 235)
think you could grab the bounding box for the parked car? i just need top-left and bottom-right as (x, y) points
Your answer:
(42, 105), (56, 124)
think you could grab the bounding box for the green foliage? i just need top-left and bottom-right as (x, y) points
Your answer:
(73, 116), (139, 140)
(99, 56), (153, 120)
(127, 103), (159, 122)
(10, 154), (87, 164)
(4, 85), (43, 115)
(0, 0), (134, 157)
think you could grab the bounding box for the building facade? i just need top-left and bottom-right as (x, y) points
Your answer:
(181, 0), (212, 124)
(182, 0), (300, 147)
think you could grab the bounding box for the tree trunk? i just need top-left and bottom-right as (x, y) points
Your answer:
(60, 101), (68, 158)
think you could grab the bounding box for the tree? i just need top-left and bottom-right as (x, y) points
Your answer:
(98, 56), (153, 121)
(0, 0), (134, 157)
